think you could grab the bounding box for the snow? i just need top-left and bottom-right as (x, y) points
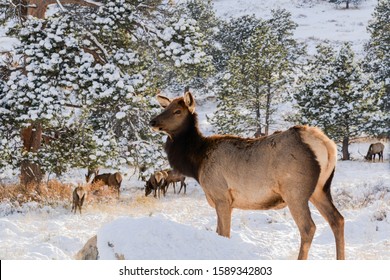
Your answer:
(97, 216), (259, 260)
(115, 111), (126, 120)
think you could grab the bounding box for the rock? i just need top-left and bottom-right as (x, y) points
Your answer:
(75, 235), (99, 260)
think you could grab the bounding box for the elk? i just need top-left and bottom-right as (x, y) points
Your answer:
(254, 128), (265, 138)
(164, 169), (187, 194)
(145, 171), (167, 198)
(85, 167), (99, 183)
(72, 185), (87, 214)
(91, 172), (123, 198)
(364, 143), (384, 162)
(149, 92), (345, 260)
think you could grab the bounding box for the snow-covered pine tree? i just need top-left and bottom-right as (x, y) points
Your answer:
(0, 15), (128, 178)
(83, 0), (167, 178)
(363, 0), (390, 138)
(211, 9), (304, 137)
(330, 0), (362, 9)
(293, 43), (337, 130)
(89, 0), (215, 176)
(155, 1), (214, 93)
(184, 0), (220, 73)
(294, 42), (377, 160)
(213, 15), (261, 72)
(0, 0), (216, 181)
(184, 0), (219, 40)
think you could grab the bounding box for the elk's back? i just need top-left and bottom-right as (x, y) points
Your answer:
(198, 126), (332, 210)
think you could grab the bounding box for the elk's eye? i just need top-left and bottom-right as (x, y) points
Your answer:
(174, 110), (181, 115)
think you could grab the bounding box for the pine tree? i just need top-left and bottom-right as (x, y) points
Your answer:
(184, 0), (219, 40)
(293, 43), (336, 129)
(0, 15), (130, 177)
(330, 0), (362, 9)
(294, 42), (377, 160)
(213, 15), (261, 71)
(363, 0), (390, 138)
(155, 1), (215, 93)
(211, 10), (304, 137)
(0, 1), (213, 181)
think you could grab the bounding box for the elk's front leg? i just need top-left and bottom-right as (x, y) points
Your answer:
(215, 202), (233, 238)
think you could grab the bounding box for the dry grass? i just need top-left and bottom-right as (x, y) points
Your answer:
(86, 181), (119, 205)
(0, 180), (73, 206)
(0, 179), (121, 212)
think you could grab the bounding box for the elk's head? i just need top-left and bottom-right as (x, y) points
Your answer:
(144, 179), (153, 197)
(85, 168), (99, 183)
(149, 92), (196, 138)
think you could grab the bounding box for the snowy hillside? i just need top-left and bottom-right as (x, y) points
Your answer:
(1, 0), (389, 263)
(212, 0), (377, 55)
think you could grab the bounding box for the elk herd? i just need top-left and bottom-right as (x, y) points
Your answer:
(71, 167), (186, 215)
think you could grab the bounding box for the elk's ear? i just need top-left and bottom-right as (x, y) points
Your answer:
(156, 94), (171, 108)
(184, 91), (196, 114)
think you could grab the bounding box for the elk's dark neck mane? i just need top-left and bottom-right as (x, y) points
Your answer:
(164, 112), (208, 182)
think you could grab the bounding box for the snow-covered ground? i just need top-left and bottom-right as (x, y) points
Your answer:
(1, 0), (388, 261)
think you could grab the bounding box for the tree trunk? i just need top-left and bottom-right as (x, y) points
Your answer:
(342, 136), (350, 160)
(264, 79), (273, 136)
(346, 0), (350, 9)
(254, 75), (262, 137)
(20, 123), (44, 185)
(255, 102), (262, 137)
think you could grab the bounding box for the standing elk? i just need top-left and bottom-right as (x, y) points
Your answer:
(164, 169), (187, 194)
(72, 185), (87, 214)
(149, 92), (345, 260)
(91, 172), (123, 198)
(145, 171), (167, 198)
(364, 143), (384, 162)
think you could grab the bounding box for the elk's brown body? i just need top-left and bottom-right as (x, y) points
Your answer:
(149, 92), (345, 260)
(145, 171), (167, 198)
(92, 172), (123, 198)
(72, 186), (87, 214)
(164, 169), (186, 194)
(85, 167), (100, 183)
(365, 142), (384, 162)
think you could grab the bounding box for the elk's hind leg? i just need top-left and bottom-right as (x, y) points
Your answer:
(310, 192), (345, 260)
(287, 201), (316, 260)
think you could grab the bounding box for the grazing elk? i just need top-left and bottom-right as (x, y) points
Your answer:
(72, 185), (87, 214)
(91, 172), (123, 198)
(164, 169), (187, 194)
(365, 143), (384, 162)
(149, 92), (345, 260)
(85, 167), (99, 183)
(254, 128), (265, 138)
(145, 171), (167, 198)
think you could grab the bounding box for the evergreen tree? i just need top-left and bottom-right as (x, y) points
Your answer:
(155, 1), (215, 93)
(330, 0), (362, 9)
(294, 42), (378, 160)
(184, 0), (219, 40)
(0, 0), (212, 181)
(211, 10), (304, 137)
(213, 15), (261, 71)
(363, 0), (390, 138)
